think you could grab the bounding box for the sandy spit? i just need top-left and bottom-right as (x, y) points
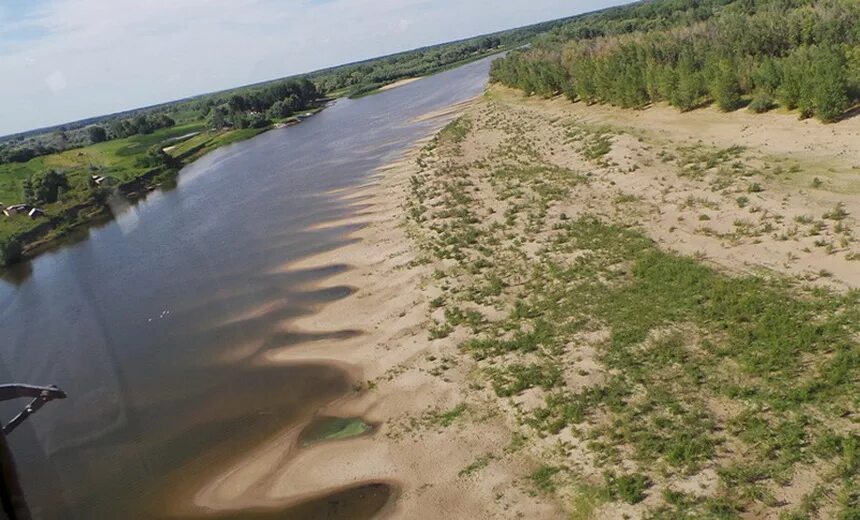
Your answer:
(378, 77), (424, 92)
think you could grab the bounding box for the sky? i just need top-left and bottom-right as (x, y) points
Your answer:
(0, 0), (630, 136)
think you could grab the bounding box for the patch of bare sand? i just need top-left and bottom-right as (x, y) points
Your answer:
(378, 77), (424, 92)
(488, 86), (860, 290)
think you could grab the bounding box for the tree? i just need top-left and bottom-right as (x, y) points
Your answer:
(3, 146), (36, 163)
(808, 46), (849, 123)
(753, 57), (782, 95)
(671, 55), (704, 112)
(23, 169), (70, 205)
(267, 99), (292, 119)
(109, 119), (130, 139)
(88, 126), (107, 143)
(206, 108), (228, 130)
(748, 91), (775, 113)
(247, 113), (270, 129)
(708, 58), (742, 111)
(132, 115), (153, 135)
(227, 95), (247, 114)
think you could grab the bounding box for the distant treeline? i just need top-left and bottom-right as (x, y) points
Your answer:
(490, 0), (860, 122)
(0, 10), (590, 167)
(0, 113), (176, 165)
(199, 78), (319, 131)
(311, 36), (504, 97)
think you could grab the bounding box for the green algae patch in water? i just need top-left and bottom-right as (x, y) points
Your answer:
(298, 416), (372, 447)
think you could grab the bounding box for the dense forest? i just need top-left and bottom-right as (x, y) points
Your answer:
(490, 0), (860, 122)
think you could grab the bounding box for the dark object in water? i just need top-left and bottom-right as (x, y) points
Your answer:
(176, 482), (394, 520)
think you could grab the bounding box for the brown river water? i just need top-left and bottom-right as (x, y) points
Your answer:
(0, 56), (495, 519)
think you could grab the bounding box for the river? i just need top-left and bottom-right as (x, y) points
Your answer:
(0, 56), (495, 519)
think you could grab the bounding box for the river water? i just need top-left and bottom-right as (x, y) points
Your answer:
(0, 56), (494, 519)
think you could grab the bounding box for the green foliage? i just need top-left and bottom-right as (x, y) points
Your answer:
(809, 46), (850, 123)
(529, 465), (562, 493)
(748, 91), (775, 113)
(491, 0), (860, 122)
(87, 126), (107, 143)
(778, 45), (850, 121)
(709, 58), (743, 111)
(604, 472), (650, 504)
(312, 21), (560, 98)
(23, 169), (69, 205)
(109, 113), (175, 139)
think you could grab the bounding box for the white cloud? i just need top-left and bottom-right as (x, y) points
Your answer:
(0, 0), (630, 135)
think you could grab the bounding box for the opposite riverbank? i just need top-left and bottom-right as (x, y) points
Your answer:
(0, 104), (326, 270)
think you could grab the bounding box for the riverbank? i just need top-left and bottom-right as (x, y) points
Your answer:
(0, 105), (326, 269)
(188, 86), (860, 518)
(176, 102), (564, 519)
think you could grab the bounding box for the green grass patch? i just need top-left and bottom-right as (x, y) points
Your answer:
(298, 417), (372, 447)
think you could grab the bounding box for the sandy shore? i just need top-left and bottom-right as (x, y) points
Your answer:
(177, 99), (561, 519)
(378, 77), (424, 92)
(170, 85), (860, 519)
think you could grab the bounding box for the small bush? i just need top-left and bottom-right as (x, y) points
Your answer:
(530, 465), (562, 493)
(748, 92), (775, 113)
(605, 472), (650, 504)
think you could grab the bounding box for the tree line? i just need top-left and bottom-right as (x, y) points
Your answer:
(490, 0), (860, 123)
(0, 113), (176, 165)
(1, 10), (587, 169)
(312, 36), (505, 97)
(200, 78), (319, 131)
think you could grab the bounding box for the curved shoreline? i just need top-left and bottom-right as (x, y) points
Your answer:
(164, 100), (561, 519)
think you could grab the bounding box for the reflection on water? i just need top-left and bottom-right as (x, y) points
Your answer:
(0, 261), (32, 285)
(0, 56), (495, 519)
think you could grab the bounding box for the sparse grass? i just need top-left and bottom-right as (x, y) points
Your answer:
(438, 117), (472, 146)
(604, 472), (650, 504)
(569, 483), (607, 520)
(824, 203), (849, 221)
(530, 465), (563, 494)
(407, 98), (860, 518)
(459, 453), (494, 478)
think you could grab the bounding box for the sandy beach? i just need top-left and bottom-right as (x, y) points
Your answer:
(378, 77), (424, 92)
(176, 99), (562, 519)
